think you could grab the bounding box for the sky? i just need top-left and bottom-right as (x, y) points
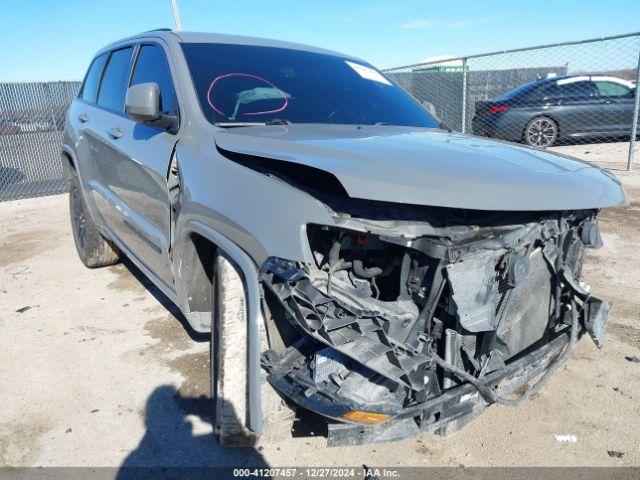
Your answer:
(1, 0), (639, 82)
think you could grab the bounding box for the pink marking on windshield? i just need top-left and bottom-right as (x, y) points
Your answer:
(206, 73), (288, 117)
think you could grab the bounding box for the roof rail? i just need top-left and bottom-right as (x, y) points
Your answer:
(144, 28), (173, 33)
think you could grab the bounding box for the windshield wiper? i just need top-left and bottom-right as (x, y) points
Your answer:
(214, 122), (266, 128)
(214, 119), (292, 128)
(264, 119), (292, 125)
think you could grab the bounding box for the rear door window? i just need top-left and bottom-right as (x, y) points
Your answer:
(130, 45), (177, 115)
(81, 54), (108, 103)
(559, 81), (597, 98)
(97, 47), (134, 112)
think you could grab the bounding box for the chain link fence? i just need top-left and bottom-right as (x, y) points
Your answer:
(385, 32), (640, 171)
(0, 81), (80, 201)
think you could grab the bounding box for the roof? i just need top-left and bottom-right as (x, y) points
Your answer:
(555, 75), (635, 87)
(530, 74), (635, 87)
(97, 29), (357, 61)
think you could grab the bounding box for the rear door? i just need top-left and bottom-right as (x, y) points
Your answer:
(69, 52), (109, 220)
(554, 80), (604, 136)
(81, 46), (136, 243)
(81, 43), (178, 287)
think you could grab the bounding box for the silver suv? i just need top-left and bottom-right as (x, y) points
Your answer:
(63, 29), (626, 446)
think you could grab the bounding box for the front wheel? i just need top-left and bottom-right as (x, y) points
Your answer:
(523, 116), (558, 148)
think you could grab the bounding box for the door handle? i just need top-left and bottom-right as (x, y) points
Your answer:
(108, 127), (123, 139)
(77, 113), (89, 123)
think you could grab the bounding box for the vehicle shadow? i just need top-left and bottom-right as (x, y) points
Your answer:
(116, 385), (269, 479)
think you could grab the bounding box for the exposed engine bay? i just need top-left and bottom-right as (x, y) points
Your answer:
(259, 202), (611, 445)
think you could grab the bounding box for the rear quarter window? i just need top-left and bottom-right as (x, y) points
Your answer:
(540, 84), (563, 100)
(80, 54), (108, 103)
(97, 47), (134, 112)
(516, 85), (548, 103)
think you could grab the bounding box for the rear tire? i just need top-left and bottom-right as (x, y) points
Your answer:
(211, 252), (293, 446)
(523, 116), (558, 148)
(68, 170), (120, 268)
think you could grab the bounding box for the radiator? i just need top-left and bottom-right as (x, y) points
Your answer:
(497, 248), (553, 358)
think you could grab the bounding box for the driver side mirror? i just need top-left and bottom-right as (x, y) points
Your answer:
(125, 82), (178, 133)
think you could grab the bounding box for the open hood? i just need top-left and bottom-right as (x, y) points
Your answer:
(214, 124), (626, 211)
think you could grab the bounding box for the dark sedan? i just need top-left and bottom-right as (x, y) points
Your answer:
(472, 75), (637, 147)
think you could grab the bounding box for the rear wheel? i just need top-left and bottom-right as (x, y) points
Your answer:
(68, 169), (120, 268)
(524, 116), (558, 148)
(211, 252), (293, 446)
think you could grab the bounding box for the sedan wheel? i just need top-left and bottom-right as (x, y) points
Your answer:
(524, 117), (558, 148)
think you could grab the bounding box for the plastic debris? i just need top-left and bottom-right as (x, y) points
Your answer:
(625, 355), (640, 363)
(554, 434), (577, 443)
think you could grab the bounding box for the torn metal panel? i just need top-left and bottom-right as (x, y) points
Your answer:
(584, 298), (612, 348)
(446, 251), (501, 332)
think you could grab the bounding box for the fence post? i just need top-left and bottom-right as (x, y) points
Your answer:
(628, 47), (640, 171)
(461, 57), (468, 134)
(44, 82), (57, 131)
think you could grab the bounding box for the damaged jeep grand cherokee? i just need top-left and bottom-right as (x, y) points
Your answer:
(63, 30), (626, 446)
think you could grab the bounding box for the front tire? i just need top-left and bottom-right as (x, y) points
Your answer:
(211, 252), (293, 446)
(68, 170), (120, 268)
(211, 252), (253, 445)
(524, 116), (558, 148)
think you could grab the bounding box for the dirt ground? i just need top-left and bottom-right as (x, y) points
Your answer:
(0, 148), (639, 471)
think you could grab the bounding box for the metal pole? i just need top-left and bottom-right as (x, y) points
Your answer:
(171, 0), (182, 31)
(628, 47), (640, 171)
(44, 82), (58, 131)
(461, 58), (468, 134)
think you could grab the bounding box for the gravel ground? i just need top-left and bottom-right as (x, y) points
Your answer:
(0, 165), (639, 472)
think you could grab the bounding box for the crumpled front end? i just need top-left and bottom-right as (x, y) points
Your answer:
(258, 203), (611, 445)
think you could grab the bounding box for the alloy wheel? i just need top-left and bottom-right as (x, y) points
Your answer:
(526, 118), (557, 148)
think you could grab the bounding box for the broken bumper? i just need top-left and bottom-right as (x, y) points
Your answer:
(258, 213), (611, 445)
(269, 330), (575, 446)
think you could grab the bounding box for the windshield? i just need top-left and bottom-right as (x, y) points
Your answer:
(181, 43), (439, 128)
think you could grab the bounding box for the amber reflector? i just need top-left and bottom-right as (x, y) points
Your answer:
(342, 411), (391, 425)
